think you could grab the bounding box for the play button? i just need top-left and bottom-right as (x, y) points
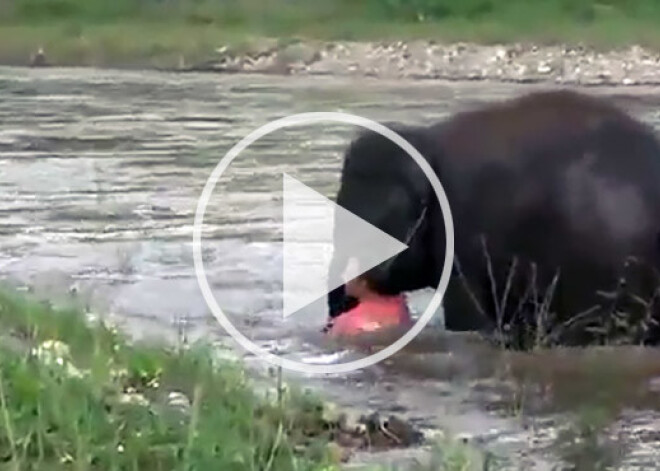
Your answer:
(282, 173), (408, 319)
(193, 111), (454, 374)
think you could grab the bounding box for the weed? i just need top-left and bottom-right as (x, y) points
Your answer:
(0, 286), (340, 470)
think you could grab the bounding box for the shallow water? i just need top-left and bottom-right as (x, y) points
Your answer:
(3, 66), (660, 469)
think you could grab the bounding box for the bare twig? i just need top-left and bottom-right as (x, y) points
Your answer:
(500, 256), (519, 331)
(511, 262), (537, 325)
(553, 305), (601, 334)
(535, 269), (560, 349)
(452, 256), (487, 319)
(379, 422), (402, 445)
(481, 236), (501, 324)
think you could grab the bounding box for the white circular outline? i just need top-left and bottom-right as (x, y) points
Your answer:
(193, 112), (455, 375)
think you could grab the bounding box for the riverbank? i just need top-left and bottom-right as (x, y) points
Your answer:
(190, 39), (660, 86)
(0, 286), (495, 470)
(7, 31), (660, 87)
(5, 0), (660, 86)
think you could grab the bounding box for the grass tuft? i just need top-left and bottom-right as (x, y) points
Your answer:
(0, 286), (341, 470)
(3, 0), (660, 67)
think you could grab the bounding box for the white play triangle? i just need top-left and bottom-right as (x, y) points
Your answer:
(282, 172), (408, 318)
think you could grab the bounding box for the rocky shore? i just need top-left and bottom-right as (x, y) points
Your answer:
(182, 39), (660, 86)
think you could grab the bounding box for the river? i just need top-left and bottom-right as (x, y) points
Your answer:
(3, 66), (660, 470)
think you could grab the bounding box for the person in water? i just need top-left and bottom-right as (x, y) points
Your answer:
(324, 258), (412, 337)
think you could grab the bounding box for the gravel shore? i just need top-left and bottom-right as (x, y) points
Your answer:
(189, 39), (660, 86)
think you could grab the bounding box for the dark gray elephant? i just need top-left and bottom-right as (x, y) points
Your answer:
(327, 90), (660, 348)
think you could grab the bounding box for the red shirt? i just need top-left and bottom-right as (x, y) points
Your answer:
(329, 295), (412, 337)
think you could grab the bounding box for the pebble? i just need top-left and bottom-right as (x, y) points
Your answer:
(167, 391), (191, 412)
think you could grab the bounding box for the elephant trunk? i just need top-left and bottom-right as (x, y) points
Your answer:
(327, 249), (358, 318)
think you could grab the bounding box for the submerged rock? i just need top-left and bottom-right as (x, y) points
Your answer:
(30, 47), (47, 67)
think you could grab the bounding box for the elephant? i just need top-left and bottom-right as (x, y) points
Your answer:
(327, 90), (660, 348)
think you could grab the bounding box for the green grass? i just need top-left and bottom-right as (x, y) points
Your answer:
(0, 286), (342, 470)
(3, 0), (660, 68)
(0, 286), (502, 470)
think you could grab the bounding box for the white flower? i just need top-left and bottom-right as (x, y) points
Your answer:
(33, 339), (71, 361)
(119, 393), (150, 407)
(32, 339), (85, 378)
(110, 368), (128, 380)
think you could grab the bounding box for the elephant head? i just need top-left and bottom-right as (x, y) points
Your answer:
(327, 123), (447, 319)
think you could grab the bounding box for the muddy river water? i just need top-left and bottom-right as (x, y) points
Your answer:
(3, 66), (660, 470)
